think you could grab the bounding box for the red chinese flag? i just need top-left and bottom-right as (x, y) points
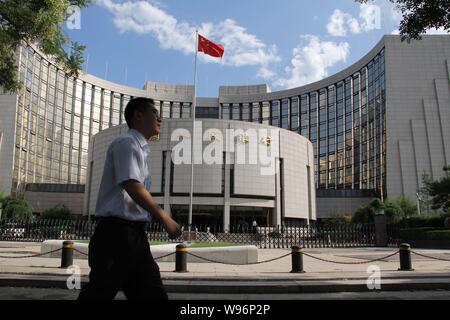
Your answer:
(198, 34), (224, 58)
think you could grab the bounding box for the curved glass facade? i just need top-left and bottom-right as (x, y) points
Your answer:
(13, 44), (193, 189)
(221, 49), (386, 194)
(13, 43), (385, 197)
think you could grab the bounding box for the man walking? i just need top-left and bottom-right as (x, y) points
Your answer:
(78, 97), (181, 300)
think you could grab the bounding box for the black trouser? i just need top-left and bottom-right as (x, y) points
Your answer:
(78, 218), (168, 300)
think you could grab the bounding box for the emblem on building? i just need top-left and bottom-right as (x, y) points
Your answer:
(261, 136), (272, 146)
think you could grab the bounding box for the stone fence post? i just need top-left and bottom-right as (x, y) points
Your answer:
(375, 213), (388, 247)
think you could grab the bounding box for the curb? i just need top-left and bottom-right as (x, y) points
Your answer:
(1, 274), (450, 294)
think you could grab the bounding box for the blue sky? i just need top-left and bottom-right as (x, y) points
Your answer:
(64, 0), (442, 97)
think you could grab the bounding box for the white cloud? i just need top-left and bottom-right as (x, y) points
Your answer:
(97, 0), (280, 78)
(327, 4), (381, 37)
(327, 9), (356, 36)
(275, 36), (350, 89)
(257, 66), (276, 81)
(425, 27), (448, 35)
(392, 27), (448, 36)
(390, 6), (403, 24)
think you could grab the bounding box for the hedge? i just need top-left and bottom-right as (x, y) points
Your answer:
(399, 227), (450, 240)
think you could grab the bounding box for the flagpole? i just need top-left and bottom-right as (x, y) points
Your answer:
(188, 30), (199, 242)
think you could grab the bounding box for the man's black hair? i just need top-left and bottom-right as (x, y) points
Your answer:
(124, 97), (156, 128)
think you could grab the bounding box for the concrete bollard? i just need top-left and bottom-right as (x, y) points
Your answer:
(60, 240), (74, 268)
(174, 243), (188, 273)
(398, 243), (414, 271)
(290, 246), (305, 273)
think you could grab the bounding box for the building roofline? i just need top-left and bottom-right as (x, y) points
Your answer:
(25, 35), (449, 103)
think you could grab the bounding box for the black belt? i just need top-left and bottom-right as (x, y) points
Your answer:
(97, 217), (148, 229)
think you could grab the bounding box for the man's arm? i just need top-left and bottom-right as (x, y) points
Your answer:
(121, 180), (181, 239)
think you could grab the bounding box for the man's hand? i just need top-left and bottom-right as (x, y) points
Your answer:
(163, 217), (182, 239)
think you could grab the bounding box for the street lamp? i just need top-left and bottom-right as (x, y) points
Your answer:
(416, 192), (422, 216)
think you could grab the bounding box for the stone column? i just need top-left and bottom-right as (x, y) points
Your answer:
(223, 152), (231, 232)
(163, 150), (172, 216)
(273, 158), (282, 227)
(375, 213), (388, 247)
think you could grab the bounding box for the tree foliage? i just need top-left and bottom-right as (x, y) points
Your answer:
(352, 196), (416, 224)
(1, 197), (33, 220)
(0, 0), (90, 92)
(40, 203), (73, 220)
(422, 166), (450, 213)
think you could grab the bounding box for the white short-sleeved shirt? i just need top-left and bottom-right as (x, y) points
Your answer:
(95, 128), (153, 223)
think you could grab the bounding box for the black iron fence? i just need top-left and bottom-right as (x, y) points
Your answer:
(0, 219), (376, 249)
(387, 223), (402, 247)
(0, 219), (95, 242)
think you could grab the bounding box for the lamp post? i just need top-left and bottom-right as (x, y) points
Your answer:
(416, 192), (422, 216)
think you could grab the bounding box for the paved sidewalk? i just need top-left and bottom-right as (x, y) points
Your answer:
(1, 241), (450, 293)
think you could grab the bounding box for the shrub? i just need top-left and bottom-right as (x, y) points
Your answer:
(40, 204), (73, 220)
(352, 205), (376, 224)
(0, 191), (7, 204)
(396, 195), (417, 217)
(426, 230), (450, 240)
(321, 214), (353, 226)
(402, 212), (445, 228)
(399, 227), (450, 240)
(2, 198), (33, 221)
(384, 198), (405, 224)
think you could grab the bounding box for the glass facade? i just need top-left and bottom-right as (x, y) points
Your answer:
(13, 44), (385, 197)
(218, 49), (386, 194)
(12, 44), (194, 190)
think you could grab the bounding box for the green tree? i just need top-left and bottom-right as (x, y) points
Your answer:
(357, 0), (449, 40)
(0, 0), (90, 93)
(2, 198), (33, 220)
(352, 199), (382, 223)
(352, 198), (408, 224)
(423, 165), (450, 213)
(384, 198), (405, 223)
(395, 195), (417, 217)
(417, 172), (435, 213)
(40, 203), (73, 220)
(0, 191), (6, 204)
(352, 205), (375, 224)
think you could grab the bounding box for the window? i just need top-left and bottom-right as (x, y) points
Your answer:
(162, 101), (170, 118)
(290, 97), (299, 130)
(102, 90), (111, 126)
(172, 102), (181, 119)
(262, 102), (270, 125)
(251, 103), (261, 123)
(271, 100), (280, 127)
(232, 104), (240, 120)
(319, 89), (327, 108)
(281, 99), (289, 129)
(221, 104), (230, 120)
(182, 103), (191, 119)
(319, 123), (327, 139)
(300, 95), (308, 113)
(242, 103), (250, 121)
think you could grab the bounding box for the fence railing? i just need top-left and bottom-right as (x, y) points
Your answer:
(0, 219), (376, 249)
(387, 223), (402, 247)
